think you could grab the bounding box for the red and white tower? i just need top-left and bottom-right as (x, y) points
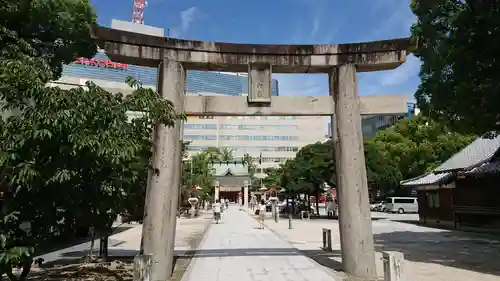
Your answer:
(132, 0), (147, 24)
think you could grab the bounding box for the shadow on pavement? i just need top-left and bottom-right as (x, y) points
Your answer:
(374, 230), (500, 277)
(61, 248), (304, 260)
(299, 249), (343, 271)
(36, 226), (134, 257)
(50, 248), (345, 278)
(394, 219), (500, 236)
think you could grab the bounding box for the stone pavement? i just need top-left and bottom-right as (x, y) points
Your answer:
(263, 215), (500, 281)
(180, 208), (340, 281)
(37, 212), (212, 264)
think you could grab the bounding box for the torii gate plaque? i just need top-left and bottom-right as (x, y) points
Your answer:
(92, 26), (411, 280)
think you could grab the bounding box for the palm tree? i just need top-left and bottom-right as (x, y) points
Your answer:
(220, 147), (234, 161)
(242, 153), (258, 189)
(180, 149), (219, 204)
(204, 147), (222, 162)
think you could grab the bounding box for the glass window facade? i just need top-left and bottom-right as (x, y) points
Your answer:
(184, 135), (217, 141)
(219, 124), (298, 130)
(224, 116), (296, 120)
(187, 146), (299, 153)
(219, 135), (298, 141)
(183, 124), (217, 129)
(62, 52), (279, 96)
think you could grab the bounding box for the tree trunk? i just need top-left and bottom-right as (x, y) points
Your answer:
(17, 260), (32, 281)
(6, 258), (33, 281)
(99, 236), (109, 261)
(89, 227), (96, 260)
(102, 236), (109, 261)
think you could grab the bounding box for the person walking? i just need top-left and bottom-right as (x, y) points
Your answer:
(257, 199), (266, 229)
(220, 198), (225, 212)
(213, 199), (222, 224)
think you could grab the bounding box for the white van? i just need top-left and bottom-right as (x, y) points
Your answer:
(385, 197), (418, 214)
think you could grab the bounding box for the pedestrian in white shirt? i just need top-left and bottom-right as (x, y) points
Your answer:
(258, 199), (266, 229)
(213, 199), (222, 224)
(220, 198), (225, 212)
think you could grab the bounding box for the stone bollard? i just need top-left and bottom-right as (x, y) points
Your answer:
(321, 228), (332, 252)
(275, 205), (280, 222)
(288, 214), (293, 229)
(133, 255), (152, 281)
(382, 251), (404, 281)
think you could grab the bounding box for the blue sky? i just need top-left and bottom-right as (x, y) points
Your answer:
(89, 0), (419, 100)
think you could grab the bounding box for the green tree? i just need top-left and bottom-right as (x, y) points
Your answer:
(0, 0), (97, 107)
(262, 167), (282, 188)
(181, 149), (220, 203)
(364, 139), (402, 195)
(411, 1), (500, 135)
(219, 147), (234, 161)
(370, 116), (475, 180)
(0, 77), (185, 275)
(292, 141), (335, 214)
(275, 116), (474, 202)
(0, 0), (187, 275)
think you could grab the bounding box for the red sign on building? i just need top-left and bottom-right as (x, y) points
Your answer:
(75, 57), (128, 70)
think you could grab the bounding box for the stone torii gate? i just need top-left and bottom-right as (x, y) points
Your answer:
(92, 26), (411, 280)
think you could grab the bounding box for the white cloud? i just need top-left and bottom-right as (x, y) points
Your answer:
(311, 18), (320, 38)
(368, 1), (416, 41)
(180, 7), (197, 33)
(170, 6), (198, 38)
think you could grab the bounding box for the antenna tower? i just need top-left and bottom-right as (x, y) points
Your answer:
(132, 0), (147, 24)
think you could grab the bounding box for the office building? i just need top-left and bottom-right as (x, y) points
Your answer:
(47, 20), (325, 168)
(50, 49), (324, 168)
(327, 102), (417, 139)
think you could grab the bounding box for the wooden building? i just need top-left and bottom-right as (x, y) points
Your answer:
(401, 136), (500, 230)
(213, 163), (250, 202)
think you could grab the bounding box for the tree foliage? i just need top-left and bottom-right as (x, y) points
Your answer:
(371, 116), (475, 181)
(181, 149), (220, 203)
(411, 0), (500, 135)
(0, 0), (186, 279)
(0, 0), (98, 108)
(274, 116), (474, 199)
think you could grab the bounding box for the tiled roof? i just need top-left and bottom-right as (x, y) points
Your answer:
(400, 172), (453, 187)
(433, 135), (500, 174)
(400, 135), (500, 186)
(465, 161), (500, 176)
(212, 164), (248, 176)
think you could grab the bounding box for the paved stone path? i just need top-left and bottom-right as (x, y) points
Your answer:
(180, 208), (339, 281)
(36, 213), (211, 264)
(263, 215), (500, 281)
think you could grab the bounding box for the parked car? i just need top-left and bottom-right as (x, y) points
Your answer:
(370, 201), (386, 212)
(278, 200), (314, 215)
(385, 197), (418, 214)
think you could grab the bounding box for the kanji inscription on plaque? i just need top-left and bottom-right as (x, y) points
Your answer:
(248, 62), (272, 104)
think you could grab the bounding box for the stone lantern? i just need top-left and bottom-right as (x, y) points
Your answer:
(269, 196), (279, 222)
(188, 197), (199, 218)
